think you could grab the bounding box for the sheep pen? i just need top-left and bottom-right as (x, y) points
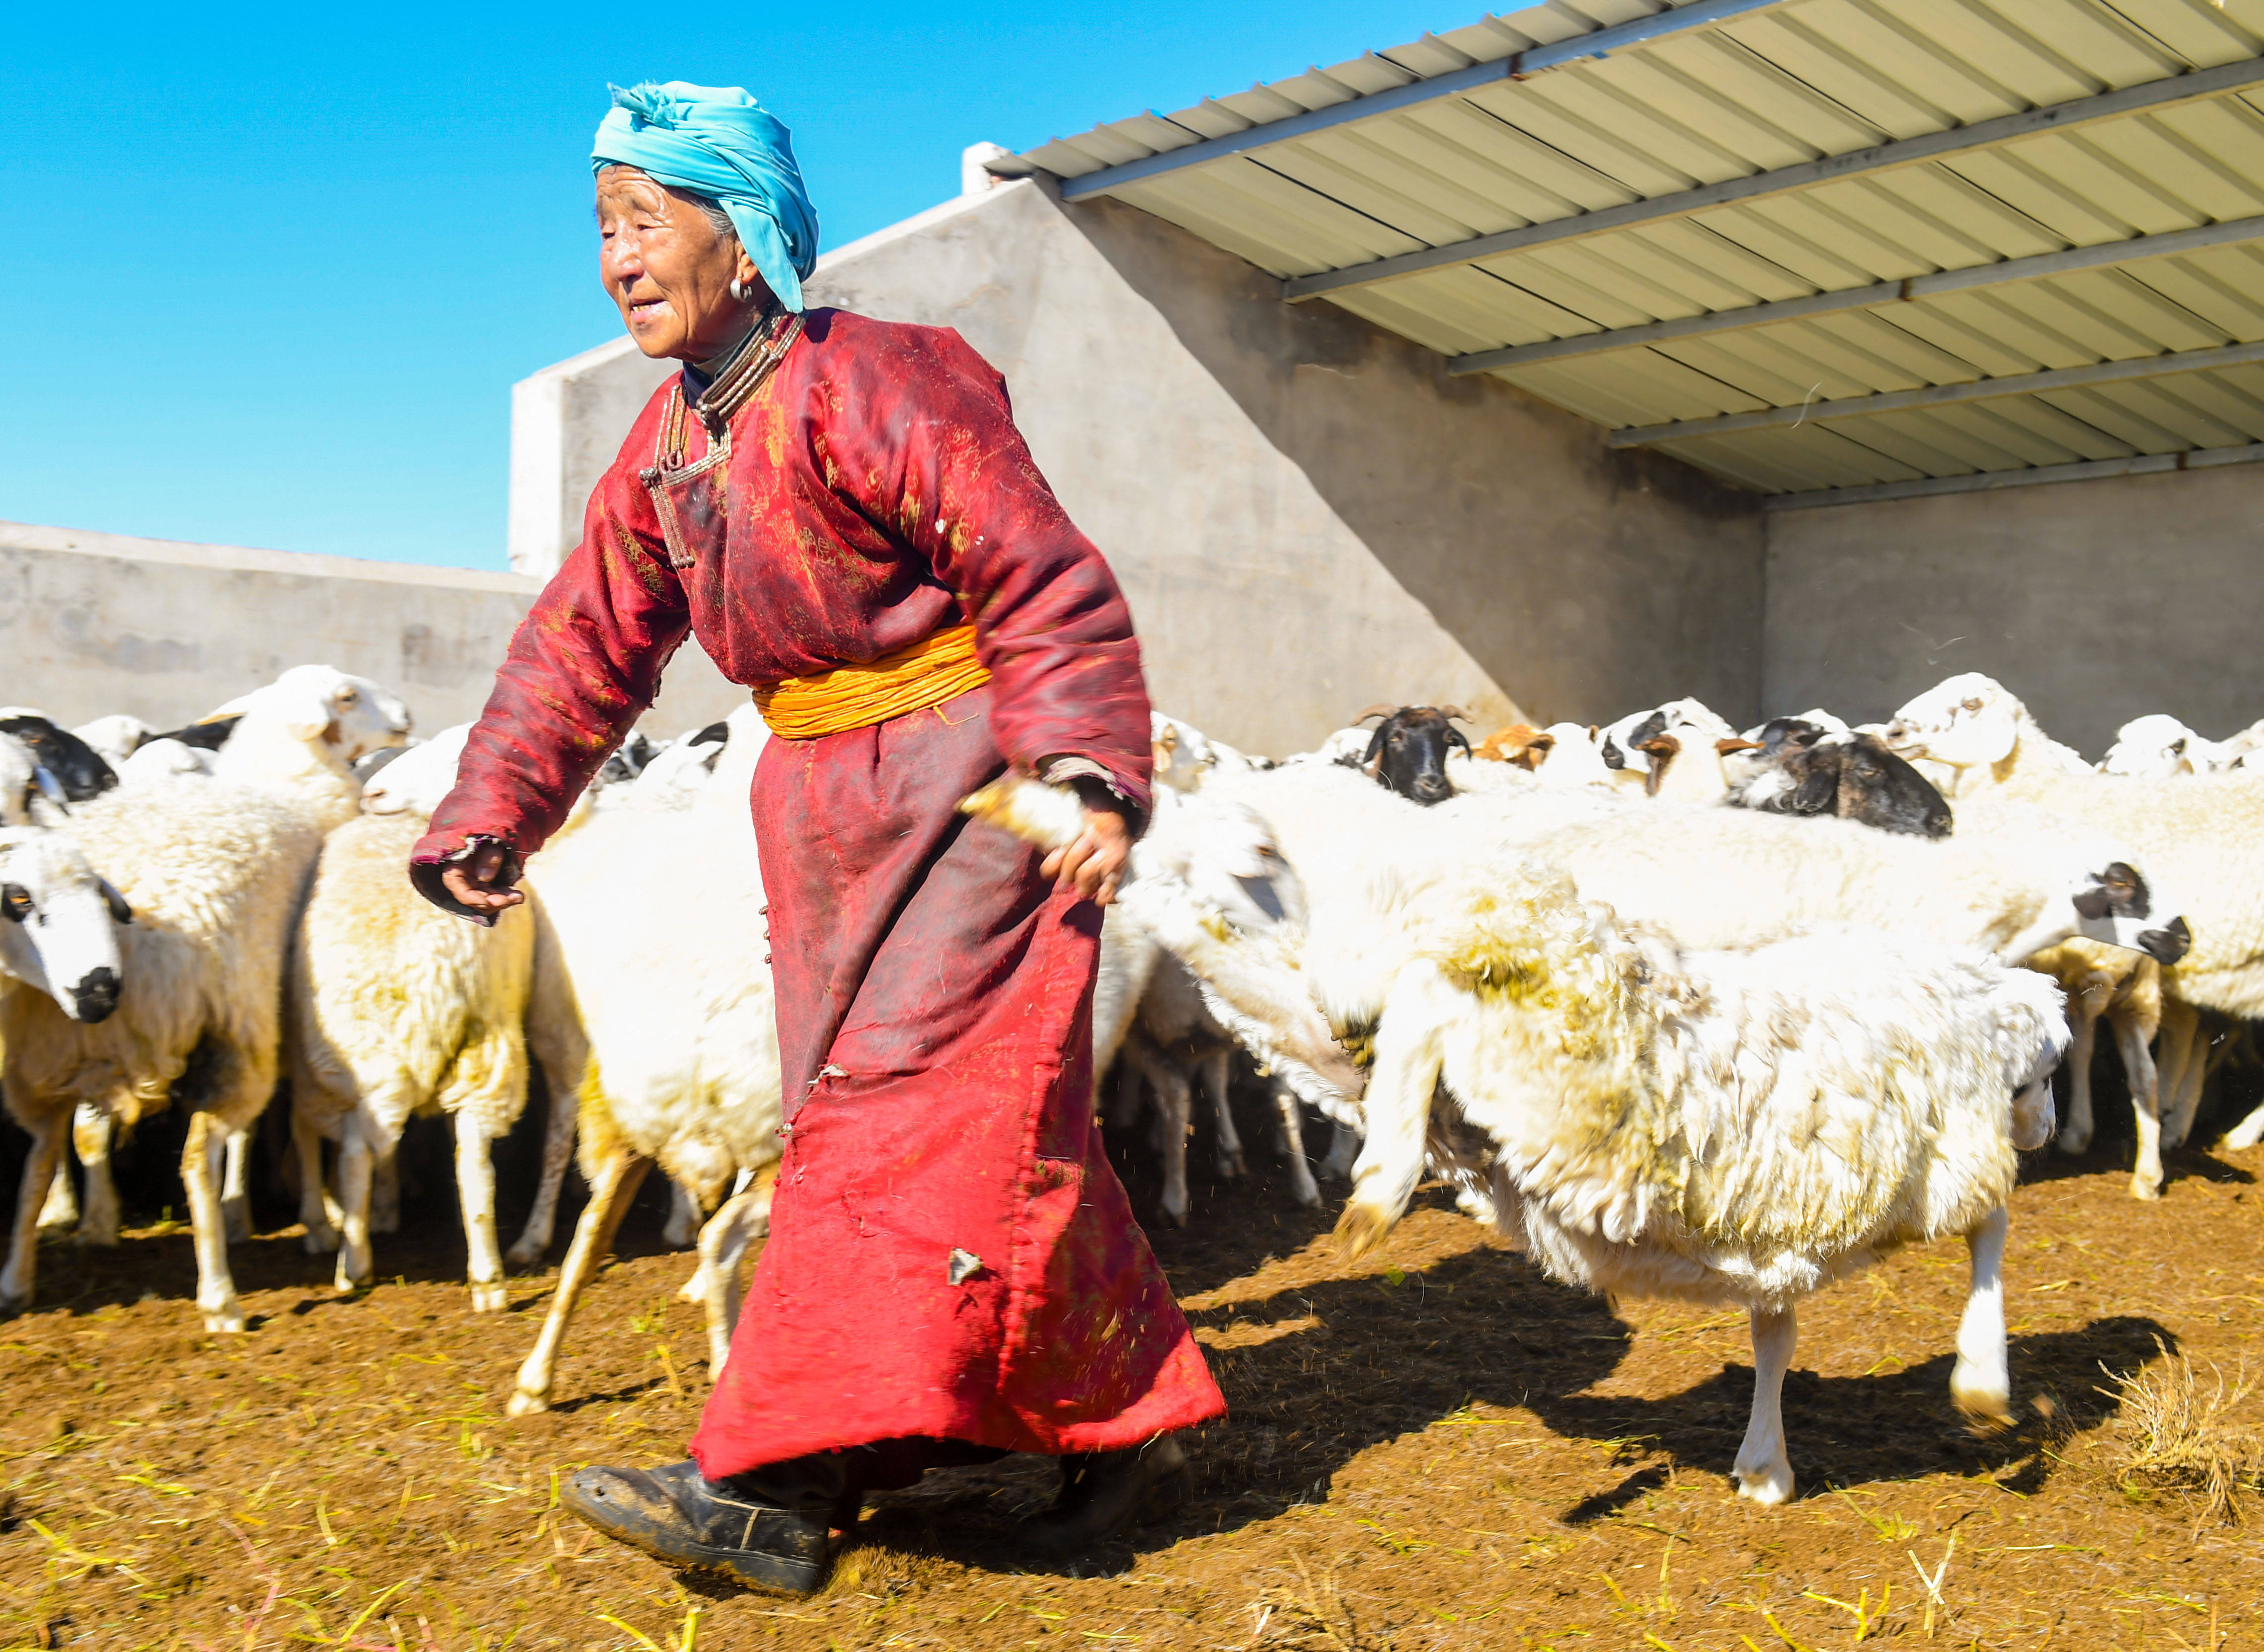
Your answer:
(0, 1050), (2259, 1651)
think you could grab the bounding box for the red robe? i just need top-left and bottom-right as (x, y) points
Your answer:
(415, 310), (1225, 1473)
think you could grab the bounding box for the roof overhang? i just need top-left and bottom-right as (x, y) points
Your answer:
(1012, 0), (2264, 504)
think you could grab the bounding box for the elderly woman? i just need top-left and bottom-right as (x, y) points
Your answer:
(412, 83), (1224, 1594)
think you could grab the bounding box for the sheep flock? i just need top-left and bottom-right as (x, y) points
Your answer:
(1, 671), (2258, 1509)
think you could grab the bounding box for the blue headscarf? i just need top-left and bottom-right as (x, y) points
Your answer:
(592, 81), (820, 313)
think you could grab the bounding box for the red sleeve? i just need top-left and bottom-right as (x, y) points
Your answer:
(823, 323), (1153, 813)
(413, 391), (691, 870)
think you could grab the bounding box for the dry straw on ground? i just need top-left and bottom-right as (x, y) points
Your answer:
(2107, 1340), (2264, 1525)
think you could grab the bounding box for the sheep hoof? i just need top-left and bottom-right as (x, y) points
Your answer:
(505, 1388), (551, 1419)
(302, 1226), (338, 1256)
(1332, 1203), (1394, 1262)
(504, 1242), (546, 1271)
(1951, 1381), (2014, 1430)
(2054, 1130), (2091, 1157)
(469, 1281), (509, 1313)
(202, 1307), (247, 1335)
(2130, 1174), (2163, 1202)
(223, 1209), (253, 1246)
(72, 1222), (121, 1250)
(1291, 1181), (1323, 1210)
(1157, 1201), (1189, 1229)
(1217, 1153), (1247, 1180)
(1732, 1462), (1794, 1505)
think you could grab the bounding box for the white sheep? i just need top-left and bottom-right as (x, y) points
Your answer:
(207, 665), (414, 833)
(1886, 675), (2264, 1172)
(965, 767), (2068, 1504)
(2099, 714), (2225, 780)
(287, 778), (537, 1309)
(0, 778), (321, 1330)
(1324, 859), (2067, 1504)
(502, 706), (783, 1415)
(71, 715), (156, 768)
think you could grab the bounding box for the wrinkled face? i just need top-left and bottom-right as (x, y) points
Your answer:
(596, 167), (766, 361)
(0, 832), (130, 1023)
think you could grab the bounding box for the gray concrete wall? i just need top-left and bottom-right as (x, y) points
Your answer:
(0, 521), (740, 737)
(517, 177), (1767, 756)
(1763, 463), (2264, 757)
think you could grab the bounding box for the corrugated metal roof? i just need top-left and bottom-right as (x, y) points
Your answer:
(1013, 0), (2264, 500)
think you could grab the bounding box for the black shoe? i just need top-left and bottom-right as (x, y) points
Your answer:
(561, 1461), (831, 1595)
(1023, 1436), (1190, 1558)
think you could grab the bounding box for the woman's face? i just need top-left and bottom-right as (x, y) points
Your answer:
(596, 167), (767, 361)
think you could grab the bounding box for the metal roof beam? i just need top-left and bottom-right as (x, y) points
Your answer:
(1605, 338), (2264, 447)
(1284, 56), (2264, 302)
(1056, 0), (1799, 203)
(1763, 441), (2264, 509)
(1449, 214), (2264, 375)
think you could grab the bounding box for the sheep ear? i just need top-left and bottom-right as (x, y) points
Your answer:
(272, 689), (335, 743)
(98, 879), (134, 925)
(1515, 733), (1556, 772)
(1446, 726), (1472, 753)
(1970, 702), (2019, 766)
(0, 883), (27, 924)
(1637, 735), (1679, 797)
(1362, 725), (1388, 770)
(1716, 737), (1763, 755)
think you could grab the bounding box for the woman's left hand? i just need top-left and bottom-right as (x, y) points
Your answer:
(1042, 806), (1132, 906)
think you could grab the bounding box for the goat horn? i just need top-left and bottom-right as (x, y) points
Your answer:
(1436, 705), (1473, 722)
(1351, 704), (1398, 723)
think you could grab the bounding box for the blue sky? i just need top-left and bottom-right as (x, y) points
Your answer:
(3, 2), (1462, 571)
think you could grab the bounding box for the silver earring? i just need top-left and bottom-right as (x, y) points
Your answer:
(729, 278), (752, 302)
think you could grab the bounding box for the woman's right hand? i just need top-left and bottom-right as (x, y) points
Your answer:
(439, 841), (527, 916)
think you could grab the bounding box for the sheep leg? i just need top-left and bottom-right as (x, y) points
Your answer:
(1950, 1205), (2014, 1426)
(218, 1122), (252, 1244)
(1732, 1305), (1797, 1504)
(294, 1108), (341, 1254)
(35, 1156), (78, 1238)
(2053, 1001), (2100, 1156)
(2118, 1008), (2166, 1199)
(1321, 1119), (1362, 1182)
(2153, 1001), (2200, 1149)
(1200, 1047), (1245, 1179)
(1122, 1037), (1191, 1227)
(662, 1180), (700, 1250)
(1335, 962), (1451, 1260)
(0, 1110), (72, 1312)
(1104, 1059), (1145, 1130)
(179, 1111), (246, 1333)
(2160, 1006), (2212, 1150)
(333, 1117), (375, 1294)
(2223, 1097), (2264, 1151)
(370, 1148), (401, 1235)
(72, 1106), (119, 1247)
(508, 1148), (653, 1417)
(505, 1077), (578, 1269)
(694, 1163), (779, 1377)
(1271, 1078), (1321, 1208)
(454, 1110), (508, 1313)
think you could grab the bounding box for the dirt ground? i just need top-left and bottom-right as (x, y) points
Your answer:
(1, 1060), (2262, 1652)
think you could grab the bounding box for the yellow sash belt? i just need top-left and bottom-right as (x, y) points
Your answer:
(753, 623), (992, 740)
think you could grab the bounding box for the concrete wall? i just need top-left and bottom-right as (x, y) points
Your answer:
(0, 521), (739, 737)
(1762, 462), (2264, 757)
(515, 176), (1767, 756)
